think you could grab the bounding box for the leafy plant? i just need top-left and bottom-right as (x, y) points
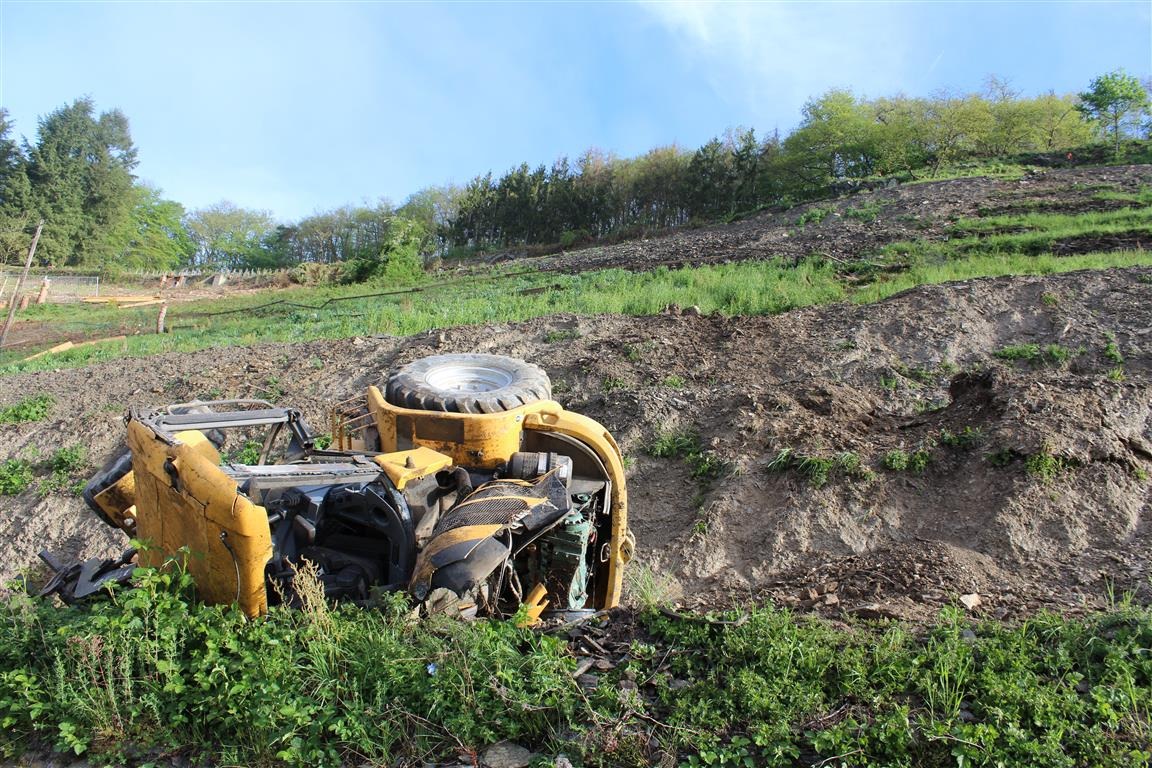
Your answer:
(1103, 333), (1124, 363)
(1025, 449), (1075, 482)
(663, 374), (686, 389)
(883, 449), (909, 471)
(601, 376), (625, 393)
(0, 458), (33, 495)
(0, 394), (55, 424)
(795, 206), (833, 227)
(223, 440), (263, 465)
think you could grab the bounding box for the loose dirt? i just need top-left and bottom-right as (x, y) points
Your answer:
(1, 264), (1149, 623)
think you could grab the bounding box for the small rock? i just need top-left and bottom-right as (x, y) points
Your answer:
(822, 593), (840, 607)
(577, 673), (599, 690)
(848, 603), (900, 620)
(959, 593), (982, 611)
(961, 629), (977, 642)
(481, 741), (534, 768)
(554, 756), (575, 768)
(669, 678), (691, 690)
(684, 305), (702, 317)
(820, 581), (839, 594)
(593, 658), (615, 671)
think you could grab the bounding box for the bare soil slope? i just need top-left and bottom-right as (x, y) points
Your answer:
(1, 266), (1149, 621)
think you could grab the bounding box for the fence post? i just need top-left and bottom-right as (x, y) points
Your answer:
(0, 220), (44, 349)
(36, 277), (50, 304)
(157, 302), (169, 334)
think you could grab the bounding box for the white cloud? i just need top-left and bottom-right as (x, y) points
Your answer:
(639, 1), (918, 126)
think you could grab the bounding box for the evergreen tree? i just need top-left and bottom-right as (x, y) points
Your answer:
(23, 98), (137, 267)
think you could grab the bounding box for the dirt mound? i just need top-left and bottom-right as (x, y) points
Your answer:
(0, 267), (1149, 621)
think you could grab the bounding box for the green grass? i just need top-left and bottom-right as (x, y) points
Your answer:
(1, 568), (1148, 768)
(647, 427), (729, 482)
(766, 448), (873, 488)
(994, 343), (1078, 365)
(3, 194), (1152, 379)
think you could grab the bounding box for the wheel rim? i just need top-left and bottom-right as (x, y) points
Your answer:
(424, 363), (515, 393)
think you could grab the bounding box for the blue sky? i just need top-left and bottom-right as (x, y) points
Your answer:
(1, 1), (1149, 222)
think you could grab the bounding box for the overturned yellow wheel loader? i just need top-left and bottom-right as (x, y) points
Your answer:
(45, 354), (634, 621)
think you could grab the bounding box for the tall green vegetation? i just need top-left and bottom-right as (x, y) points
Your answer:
(12, 98), (138, 268)
(0, 569), (1148, 767)
(0, 74), (1146, 275)
(1078, 69), (1152, 156)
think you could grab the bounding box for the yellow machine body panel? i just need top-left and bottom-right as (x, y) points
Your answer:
(91, 471), (138, 530)
(126, 421), (273, 617)
(372, 446), (454, 490)
(366, 386), (633, 608)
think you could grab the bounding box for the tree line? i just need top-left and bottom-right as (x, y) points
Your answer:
(0, 72), (1147, 276)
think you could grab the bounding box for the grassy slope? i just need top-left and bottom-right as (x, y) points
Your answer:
(2, 196), (1151, 376)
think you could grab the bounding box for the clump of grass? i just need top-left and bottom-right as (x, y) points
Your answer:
(940, 426), (983, 449)
(1103, 333), (1124, 364)
(767, 448), (873, 488)
(844, 201), (882, 222)
(0, 458), (33, 495)
(1025, 449), (1076, 482)
(882, 444), (933, 472)
(796, 206), (834, 227)
(663, 374), (685, 389)
(543, 328), (580, 343)
(0, 394), (55, 424)
(993, 343), (1077, 365)
(647, 427), (729, 482)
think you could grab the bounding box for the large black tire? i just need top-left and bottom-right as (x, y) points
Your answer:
(385, 354), (551, 414)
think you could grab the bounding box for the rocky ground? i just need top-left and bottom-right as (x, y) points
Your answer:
(1, 265), (1149, 624)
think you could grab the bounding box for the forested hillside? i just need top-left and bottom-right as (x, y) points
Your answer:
(0, 71), (1147, 278)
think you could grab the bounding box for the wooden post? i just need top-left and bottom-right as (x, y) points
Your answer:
(0, 220), (43, 349)
(156, 302), (169, 334)
(36, 277), (50, 304)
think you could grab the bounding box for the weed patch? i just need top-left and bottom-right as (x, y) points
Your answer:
(0, 394), (54, 424)
(994, 343), (1078, 365)
(767, 448), (873, 488)
(0, 573), (1149, 767)
(1025, 450), (1077, 482)
(647, 428), (729, 483)
(0, 458), (33, 495)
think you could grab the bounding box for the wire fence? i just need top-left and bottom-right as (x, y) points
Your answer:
(0, 271), (101, 303)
